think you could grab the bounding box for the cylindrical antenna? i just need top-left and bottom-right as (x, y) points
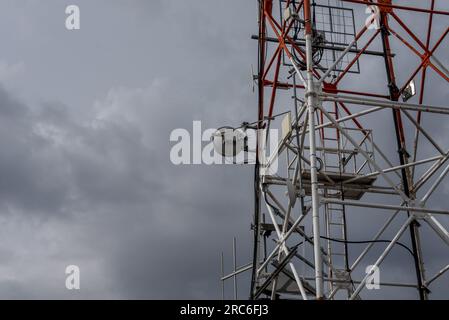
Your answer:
(221, 252), (225, 300)
(233, 237), (238, 300)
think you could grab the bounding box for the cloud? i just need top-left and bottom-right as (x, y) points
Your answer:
(0, 61), (25, 83)
(0, 69), (255, 298)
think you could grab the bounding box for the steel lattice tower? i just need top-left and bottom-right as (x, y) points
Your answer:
(221, 0), (449, 300)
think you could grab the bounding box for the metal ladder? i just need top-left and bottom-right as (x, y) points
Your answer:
(319, 104), (358, 299)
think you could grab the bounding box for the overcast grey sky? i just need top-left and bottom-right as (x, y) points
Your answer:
(0, 0), (446, 299)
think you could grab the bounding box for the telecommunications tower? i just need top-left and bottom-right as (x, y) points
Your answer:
(220, 0), (449, 300)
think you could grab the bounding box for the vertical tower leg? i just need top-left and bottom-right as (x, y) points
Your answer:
(304, 0), (324, 300)
(379, 12), (428, 300)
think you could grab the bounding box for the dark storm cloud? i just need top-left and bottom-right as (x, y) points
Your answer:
(0, 75), (255, 298)
(0, 86), (71, 213)
(0, 0), (258, 299)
